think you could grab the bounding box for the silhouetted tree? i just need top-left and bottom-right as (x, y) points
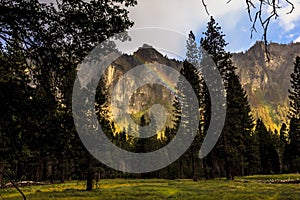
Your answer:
(200, 17), (254, 180)
(278, 123), (288, 173)
(0, 0), (137, 190)
(286, 56), (300, 172)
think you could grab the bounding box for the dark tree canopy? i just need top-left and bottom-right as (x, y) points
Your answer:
(0, 0), (137, 191)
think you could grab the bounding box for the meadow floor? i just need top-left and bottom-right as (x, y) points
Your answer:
(1, 174), (299, 200)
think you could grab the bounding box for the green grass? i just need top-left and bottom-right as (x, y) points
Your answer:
(1, 174), (299, 200)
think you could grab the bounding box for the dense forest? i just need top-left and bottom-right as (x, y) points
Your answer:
(0, 0), (300, 191)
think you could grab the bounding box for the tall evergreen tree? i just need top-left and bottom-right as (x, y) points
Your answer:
(200, 17), (235, 83)
(185, 31), (211, 180)
(286, 56), (300, 172)
(186, 31), (199, 66)
(225, 73), (254, 177)
(179, 60), (203, 180)
(200, 16), (254, 180)
(255, 119), (280, 174)
(278, 123), (288, 173)
(288, 56), (300, 119)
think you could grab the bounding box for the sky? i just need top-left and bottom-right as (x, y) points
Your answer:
(127, 0), (300, 53)
(40, 0), (300, 53)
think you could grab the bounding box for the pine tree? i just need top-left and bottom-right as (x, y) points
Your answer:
(286, 118), (300, 172)
(200, 17), (235, 82)
(186, 31), (199, 66)
(288, 56), (300, 119)
(255, 119), (280, 174)
(255, 119), (270, 174)
(200, 16), (254, 179)
(174, 60), (202, 179)
(247, 125), (260, 175)
(286, 56), (300, 172)
(225, 73), (254, 177)
(279, 123), (288, 173)
(185, 31), (212, 180)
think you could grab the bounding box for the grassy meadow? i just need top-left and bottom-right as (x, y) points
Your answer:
(1, 174), (299, 200)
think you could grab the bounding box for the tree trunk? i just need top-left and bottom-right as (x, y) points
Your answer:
(202, 158), (209, 180)
(42, 159), (48, 181)
(60, 159), (65, 183)
(86, 155), (94, 191)
(209, 153), (216, 179)
(241, 155), (245, 177)
(222, 134), (231, 180)
(191, 151), (198, 181)
(178, 158), (183, 179)
(278, 149), (283, 174)
(95, 171), (100, 189)
(35, 159), (43, 182)
(50, 161), (55, 184)
(0, 162), (4, 186)
(86, 171), (93, 191)
(224, 156), (231, 180)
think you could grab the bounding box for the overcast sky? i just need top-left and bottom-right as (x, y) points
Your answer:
(41, 0), (300, 53)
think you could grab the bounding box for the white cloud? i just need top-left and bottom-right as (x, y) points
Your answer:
(127, 0), (255, 53)
(44, 0), (298, 52)
(276, 1), (300, 32)
(128, 0), (247, 34)
(295, 35), (300, 43)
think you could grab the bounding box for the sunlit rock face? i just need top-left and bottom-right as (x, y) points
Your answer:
(98, 41), (300, 133)
(232, 41), (300, 131)
(97, 46), (182, 134)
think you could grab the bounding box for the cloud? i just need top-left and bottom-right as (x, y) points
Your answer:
(295, 35), (300, 43)
(127, 0), (256, 53)
(40, 0), (300, 52)
(128, 0), (247, 34)
(39, 0), (255, 52)
(275, 1), (300, 32)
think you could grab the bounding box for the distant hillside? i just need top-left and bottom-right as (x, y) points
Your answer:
(232, 41), (300, 131)
(101, 42), (300, 133)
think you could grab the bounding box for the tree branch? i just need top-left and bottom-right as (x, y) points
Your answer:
(201, 0), (295, 61)
(202, 0), (210, 15)
(0, 170), (26, 200)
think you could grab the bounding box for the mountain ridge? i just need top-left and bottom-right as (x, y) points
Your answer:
(232, 41), (300, 131)
(102, 42), (300, 132)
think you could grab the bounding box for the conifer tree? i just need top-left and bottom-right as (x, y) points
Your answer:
(186, 31), (199, 66)
(288, 56), (300, 119)
(279, 123), (288, 173)
(179, 60), (203, 180)
(286, 56), (300, 172)
(185, 31), (211, 180)
(255, 119), (280, 174)
(200, 16), (254, 179)
(225, 73), (254, 177)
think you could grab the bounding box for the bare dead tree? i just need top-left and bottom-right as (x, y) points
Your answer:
(202, 0), (295, 60)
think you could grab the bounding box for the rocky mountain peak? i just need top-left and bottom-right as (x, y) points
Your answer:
(133, 44), (165, 63)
